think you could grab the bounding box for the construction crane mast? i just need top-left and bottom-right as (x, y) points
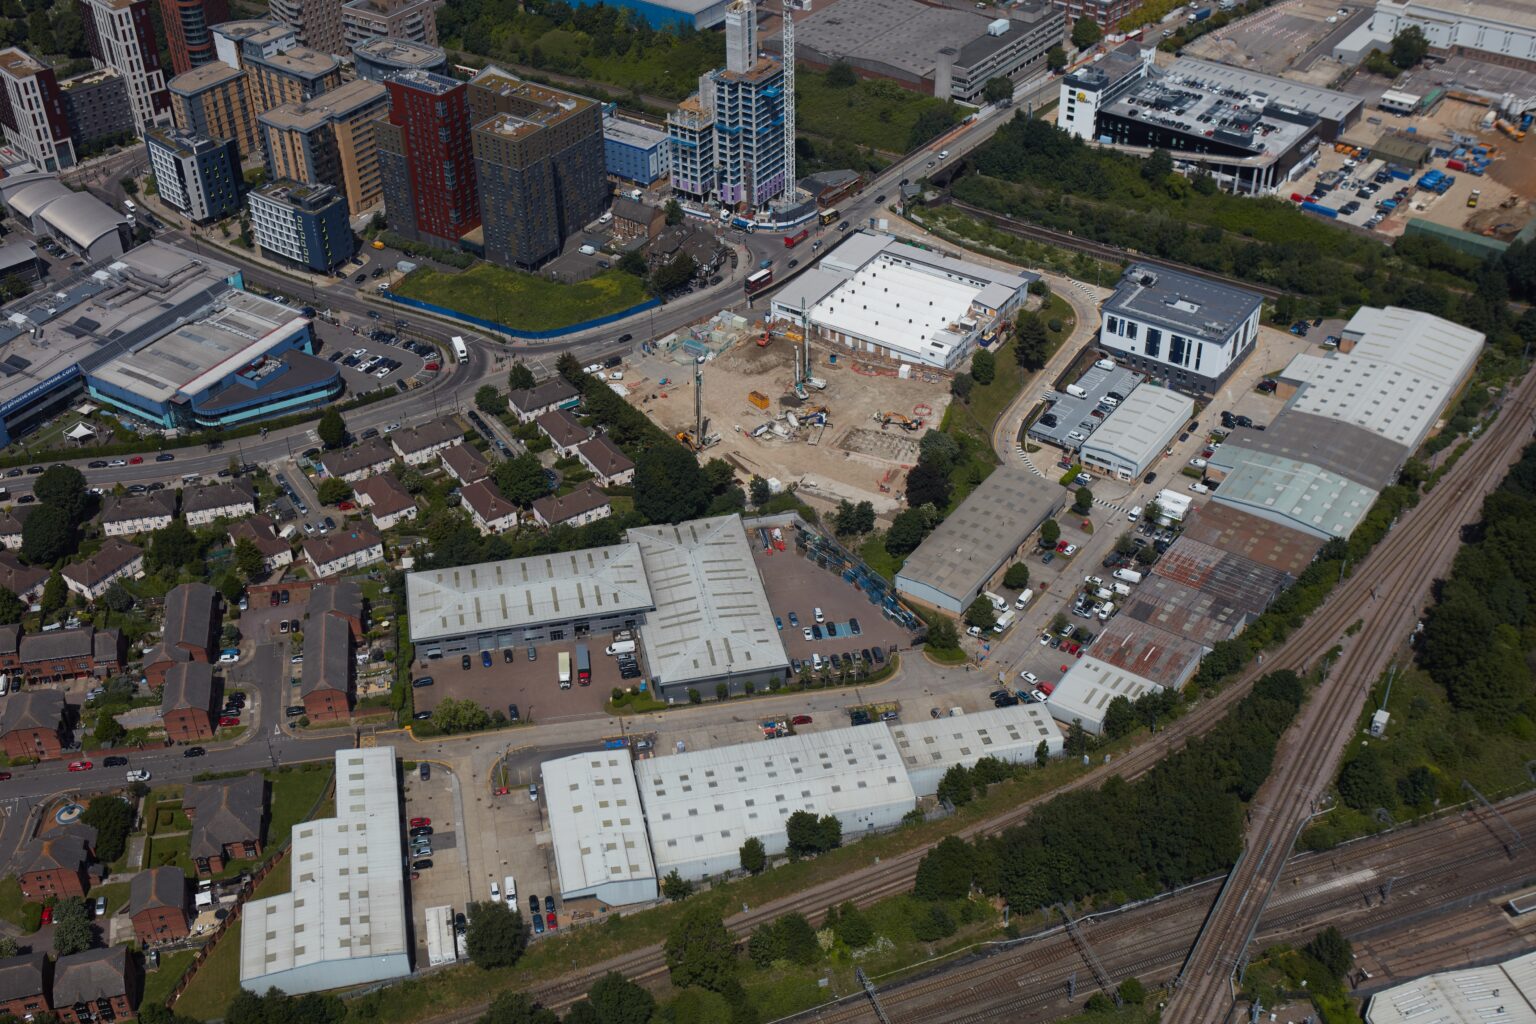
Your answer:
(781, 0), (804, 205)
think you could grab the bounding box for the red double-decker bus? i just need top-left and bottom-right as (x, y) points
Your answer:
(745, 268), (774, 293)
(783, 228), (809, 248)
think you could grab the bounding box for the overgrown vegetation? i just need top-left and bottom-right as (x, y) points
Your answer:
(393, 266), (651, 333)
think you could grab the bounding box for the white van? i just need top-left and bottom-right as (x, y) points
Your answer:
(1113, 582), (1131, 597)
(811, 652), (824, 671)
(1064, 384), (1088, 399)
(1094, 358), (1115, 371)
(938, 149), (950, 159)
(123, 199), (136, 212)
(1100, 396), (1119, 409)
(1013, 588), (1033, 610)
(605, 640), (636, 656)
(579, 244), (598, 256)
(1190, 482), (1210, 495)
(984, 591), (1008, 613)
(503, 875), (517, 905)
(814, 607), (825, 623)
(1112, 568), (1143, 584)
(1127, 505), (1142, 521)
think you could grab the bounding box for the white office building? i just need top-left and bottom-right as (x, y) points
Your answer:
(541, 750), (659, 906)
(1098, 264), (1264, 394)
(1078, 386), (1194, 481)
(889, 706), (1062, 797)
(239, 747), (409, 994)
(1366, 0), (1536, 69)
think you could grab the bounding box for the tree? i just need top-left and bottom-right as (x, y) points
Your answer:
(1389, 25), (1429, 69)
(912, 902), (956, 941)
(1141, 147), (1174, 183)
(982, 76), (1013, 105)
(1014, 312), (1050, 370)
(970, 348), (996, 386)
(507, 362), (536, 391)
(1100, 695), (1135, 739)
(749, 475), (772, 507)
(1073, 486), (1094, 515)
(1046, 44), (1067, 71)
(1337, 747), (1394, 811)
(965, 596), (997, 630)
(918, 430), (960, 472)
(785, 810), (831, 857)
(884, 508), (931, 556)
(0, 936), (17, 959)
(317, 407), (346, 449)
(662, 869), (694, 901)
(0, 586), (23, 624)
(909, 103), (959, 150)
(148, 519), (201, 572)
(1117, 977), (1146, 1005)
(317, 478), (352, 506)
(1070, 15), (1101, 50)
(664, 903), (736, 992)
(464, 900), (528, 969)
(925, 615), (960, 651)
(52, 897), (93, 956)
(749, 912), (819, 967)
(1002, 562), (1029, 589)
(950, 373), (974, 401)
(905, 463), (952, 509)
(1039, 519), (1060, 547)
(557, 352), (586, 388)
(475, 385), (504, 416)
(40, 572), (66, 618)
(832, 500), (875, 536)
(21, 505), (74, 565)
(234, 537), (267, 581)
(1397, 765), (1437, 807)
(651, 252), (697, 294)
(35, 464), (89, 525)
(432, 698), (491, 734)
(914, 836), (975, 900)
(936, 764), (974, 807)
(618, 249), (648, 277)
(94, 710), (125, 749)
(635, 443), (705, 524)
(664, 198), (684, 226)
(739, 837), (766, 874)
(81, 795), (133, 862)
(493, 453), (551, 507)
(1035, 739), (1050, 768)
(825, 60), (857, 87)
(583, 972), (656, 1024)
(478, 992), (557, 1024)
(1304, 926), (1353, 980)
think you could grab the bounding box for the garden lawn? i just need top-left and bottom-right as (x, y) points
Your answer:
(142, 949), (197, 1010)
(265, 765), (334, 846)
(173, 857), (293, 1021)
(91, 881), (133, 918)
(146, 834), (193, 874)
(0, 875), (31, 929)
(795, 72), (961, 153)
(393, 266), (649, 333)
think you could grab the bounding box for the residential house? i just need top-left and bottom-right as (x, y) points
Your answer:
(52, 945), (137, 1024)
(13, 628), (122, 683)
(611, 196), (664, 241)
(319, 437), (396, 482)
(647, 223), (723, 275)
(535, 408), (591, 457)
(0, 552), (47, 603)
(128, 866), (191, 945)
(574, 434), (634, 485)
(182, 480), (258, 526)
(160, 662), (217, 742)
(308, 579), (364, 640)
(460, 480), (518, 534)
(184, 775), (266, 875)
(142, 581), (218, 687)
(0, 506), (32, 550)
(228, 515), (294, 574)
(0, 953), (49, 1020)
(531, 481), (611, 529)
(352, 474), (418, 530)
(99, 491), (176, 537)
(303, 525), (384, 578)
(439, 442), (489, 485)
(17, 822), (93, 900)
(389, 417), (462, 465)
(61, 539), (143, 601)
(508, 377), (579, 423)
(0, 689), (67, 761)
(301, 613), (352, 720)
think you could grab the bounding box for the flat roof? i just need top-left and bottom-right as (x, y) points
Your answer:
(1219, 408), (1408, 492)
(0, 48), (45, 79)
(168, 61), (243, 95)
(1027, 363), (1142, 449)
(407, 544), (654, 644)
(888, 705), (1062, 791)
(1046, 657), (1165, 732)
(1105, 264), (1264, 346)
(541, 750), (656, 901)
(793, 0), (1020, 81)
(1386, 0), (1536, 31)
(240, 747), (407, 990)
(254, 46), (338, 78)
(1175, 501), (1322, 578)
(1209, 450), (1378, 540)
(1150, 536), (1296, 615)
(1365, 948), (1536, 1024)
(1168, 57), (1363, 124)
(637, 723), (916, 876)
(604, 115), (667, 149)
(1079, 385), (1193, 469)
(629, 515), (788, 688)
(1080, 615), (1205, 688)
(260, 79), (387, 131)
(896, 465), (1061, 605)
(1116, 571), (1250, 649)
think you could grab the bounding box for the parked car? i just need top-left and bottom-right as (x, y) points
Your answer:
(791, 714), (812, 725)
(103, 756), (128, 768)
(481, 650), (493, 668)
(409, 817), (431, 828)
(183, 747), (206, 758)
(461, 654), (472, 670)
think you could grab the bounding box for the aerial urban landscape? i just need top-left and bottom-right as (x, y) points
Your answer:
(0, 0), (1530, 1020)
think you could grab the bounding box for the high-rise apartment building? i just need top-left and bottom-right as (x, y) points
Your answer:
(268, 0), (345, 56)
(249, 180), (357, 272)
(341, 0), (439, 49)
(60, 67), (134, 155)
(375, 70), (479, 246)
(169, 62), (258, 157)
(0, 49), (75, 171)
(247, 41), (342, 109)
(77, 0), (171, 132)
(145, 125), (242, 222)
(468, 67), (606, 269)
(212, 20), (295, 69)
(259, 78), (388, 215)
(350, 37), (447, 82)
(159, 0), (230, 74)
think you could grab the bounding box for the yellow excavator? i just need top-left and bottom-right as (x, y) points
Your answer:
(876, 411), (922, 431)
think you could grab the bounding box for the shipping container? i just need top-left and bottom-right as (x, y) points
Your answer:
(1301, 201), (1338, 218)
(1190, 6), (1211, 21)
(1446, 159), (1466, 171)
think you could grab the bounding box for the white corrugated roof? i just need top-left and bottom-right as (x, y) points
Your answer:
(542, 750), (656, 900)
(888, 705), (1062, 790)
(1365, 949), (1536, 1024)
(1079, 386), (1194, 471)
(1045, 658), (1164, 734)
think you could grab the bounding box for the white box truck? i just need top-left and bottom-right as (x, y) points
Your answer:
(1113, 568), (1143, 584)
(984, 591), (1008, 612)
(991, 609), (1016, 634)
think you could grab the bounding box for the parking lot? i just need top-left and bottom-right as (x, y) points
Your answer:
(1028, 363), (1142, 451)
(412, 640), (618, 724)
(753, 543), (909, 670)
(402, 760), (470, 964)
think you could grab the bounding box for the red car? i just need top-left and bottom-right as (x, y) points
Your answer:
(791, 714), (812, 726)
(219, 716), (240, 727)
(68, 760), (93, 772)
(424, 361), (440, 371)
(1055, 540), (1070, 552)
(545, 911), (557, 930)
(128, 455), (143, 465)
(0, 772), (10, 781)
(409, 817), (431, 828)
(40, 906), (52, 924)
(338, 501), (355, 511)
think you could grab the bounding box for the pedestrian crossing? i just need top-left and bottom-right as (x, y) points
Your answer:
(1014, 444), (1047, 478)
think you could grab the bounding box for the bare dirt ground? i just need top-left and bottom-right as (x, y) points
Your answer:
(622, 335), (954, 513)
(1184, 0), (1355, 83)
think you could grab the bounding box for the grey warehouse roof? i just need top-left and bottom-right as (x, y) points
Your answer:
(1105, 264), (1263, 345)
(1168, 56), (1363, 126)
(1219, 409), (1408, 492)
(1210, 450), (1378, 540)
(40, 191), (127, 249)
(1079, 385), (1193, 470)
(407, 544), (654, 644)
(629, 515), (789, 688)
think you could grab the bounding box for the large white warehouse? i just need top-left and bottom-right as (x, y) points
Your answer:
(542, 750), (659, 906)
(889, 705), (1063, 796)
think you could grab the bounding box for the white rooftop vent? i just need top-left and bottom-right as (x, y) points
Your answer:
(988, 17), (1009, 34)
(1169, 296), (1201, 314)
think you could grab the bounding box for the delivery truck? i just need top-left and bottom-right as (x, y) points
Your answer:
(575, 643), (591, 685)
(558, 652), (571, 689)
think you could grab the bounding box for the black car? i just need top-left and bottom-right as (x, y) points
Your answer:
(183, 747), (206, 758)
(280, 589), (290, 604)
(811, 624), (823, 640)
(529, 895), (540, 916)
(88, 460), (107, 469)
(155, 452), (175, 462)
(503, 648), (515, 663)
(461, 654), (472, 670)
(508, 704), (520, 722)
(361, 428), (379, 440)
(26, 466), (41, 474)
(617, 334), (632, 343)
(849, 617), (861, 635)
(103, 756), (128, 767)
(544, 895), (554, 913)
(410, 826), (433, 837)
(355, 274), (366, 283)
(287, 705), (305, 717)
(861, 647), (872, 662)
(412, 677), (434, 688)
(875, 194), (887, 204)
(3, 469), (18, 478)
(420, 763), (430, 780)
(1143, 472), (1157, 484)
(412, 859), (433, 870)
(994, 695), (1019, 707)
(788, 259), (799, 269)
(454, 913), (467, 933)
(414, 710), (431, 720)
(872, 647), (885, 665)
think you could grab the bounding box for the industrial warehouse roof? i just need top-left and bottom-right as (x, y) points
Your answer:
(1364, 948), (1536, 1024)
(896, 466), (1060, 606)
(1149, 536), (1296, 616)
(40, 192), (128, 251)
(1210, 450), (1379, 540)
(1078, 386), (1193, 472)
(1218, 409), (1408, 493)
(1046, 657), (1166, 734)
(1081, 616), (1206, 689)
(541, 750), (656, 900)
(406, 544), (653, 644)
(1104, 264), (1263, 345)
(628, 515), (788, 689)
(1116, 573), (1249, 649)
(240, 747), (407, 991)
(1176, 502), (1322, 578)
(790, 0), (1032, 84)
(636, 724), (916, 877)
(887, 705), (1062, 795)
(1165, 56), (1363, 125)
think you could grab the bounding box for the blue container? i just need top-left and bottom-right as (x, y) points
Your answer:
(1301, 201), (1338, 218)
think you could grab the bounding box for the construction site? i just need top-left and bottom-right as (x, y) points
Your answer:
(621, 316), (956, 514)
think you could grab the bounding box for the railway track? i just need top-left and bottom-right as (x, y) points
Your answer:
(412, 354), (1536, 1024)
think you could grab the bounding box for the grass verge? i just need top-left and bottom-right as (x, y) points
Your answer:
(393, 266), (650, 333)
(795, 72), (961, 153)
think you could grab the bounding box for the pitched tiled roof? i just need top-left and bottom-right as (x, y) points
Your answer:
(0, 552), (46, 598)
(533, 481), (610, 526)
(536, 408), (590, 449)
(0, 688), (64, 734)
(461, 480), (517, 526)
(129, 865), (186, 916)
(308, 579), (363, 623)
(229, 514), (289, 558)
(61, 539), (142, 590)
(0, 505), (33, 537)
(18, 627), (95, 663)
(354, 474), (415, 517)
(0, 953), (45, 1003)
(508, 377), (577, 415)
(301, 614), (352, 699)
(53, 945), (129, 1005)
(576, 434), (634, 478)
(100, 491), (176, 525)
(390, 416), (462, 455)
(93, 629), (120, 663)
(161, 662), (215, 712)
(161, 582), (217, 653)
(182, 479), (257, 515)
(185, 775), (266, 860)
(21, 821), (94, 874)
(439, 443), (489, 483)
(303, 524), (382, 569)
(0, 623), (18, 657)
(319, 437), (395, 478)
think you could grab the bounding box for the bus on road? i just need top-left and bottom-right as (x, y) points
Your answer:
(819, 208), (838, 225)
(745, 268), (774, 294)
(451, 336), (468, 362)
(783, 228), (809, 248)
